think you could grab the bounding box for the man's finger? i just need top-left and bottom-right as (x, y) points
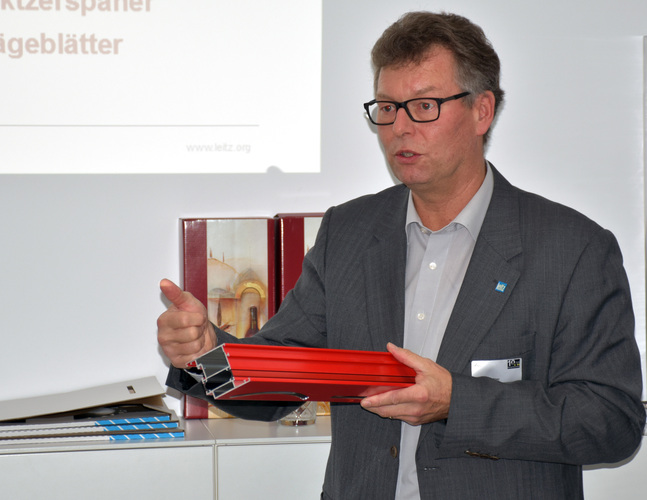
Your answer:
(386, 342), (425, 372)
(362, 388), (397, 409)
(160, 279), (201, 311)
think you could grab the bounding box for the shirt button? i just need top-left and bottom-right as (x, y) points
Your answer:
(390, 446), (398, 458)
(417, 312), (425, 321)
(429, 262), (437, 270)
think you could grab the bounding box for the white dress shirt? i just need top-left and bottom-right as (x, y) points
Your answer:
(395, 164), (494, 499)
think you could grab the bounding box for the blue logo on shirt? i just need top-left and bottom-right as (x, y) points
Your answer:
(495, 281), (507, 293)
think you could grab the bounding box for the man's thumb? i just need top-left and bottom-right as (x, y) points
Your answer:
(160, 279), (199, 311)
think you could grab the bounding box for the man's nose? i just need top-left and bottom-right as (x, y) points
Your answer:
(391, 107), (415, 135)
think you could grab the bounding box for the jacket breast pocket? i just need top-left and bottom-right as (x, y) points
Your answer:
(470, 330), (536, 381)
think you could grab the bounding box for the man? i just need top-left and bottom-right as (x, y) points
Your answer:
(158, 12), (644, 499)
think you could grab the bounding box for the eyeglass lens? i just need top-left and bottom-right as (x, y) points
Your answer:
(368, 98), (440, 125)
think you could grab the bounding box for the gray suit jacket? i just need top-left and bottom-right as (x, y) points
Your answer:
(168, 167), (644, 499)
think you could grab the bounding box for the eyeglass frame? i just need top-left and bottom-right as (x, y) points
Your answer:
(363, 91), (471, 125)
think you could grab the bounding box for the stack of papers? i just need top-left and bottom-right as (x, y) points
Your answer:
(186, 344), (416, 403)
(0, 377), (183, 445)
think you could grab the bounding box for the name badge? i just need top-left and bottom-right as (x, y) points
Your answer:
(471, 358), (522, 383)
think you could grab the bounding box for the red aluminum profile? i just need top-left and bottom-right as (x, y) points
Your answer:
(189, 343), (416, 402)
(197, 343), (415, 377)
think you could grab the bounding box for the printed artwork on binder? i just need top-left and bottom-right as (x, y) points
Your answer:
(206, 219), (271, 339)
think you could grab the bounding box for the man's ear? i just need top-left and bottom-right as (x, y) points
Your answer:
(474, 91), (496, 137)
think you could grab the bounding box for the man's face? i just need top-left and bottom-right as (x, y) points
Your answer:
(375, 46), (488, 199)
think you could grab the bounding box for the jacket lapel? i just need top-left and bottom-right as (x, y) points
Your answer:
(363, 185), (409, 352)
(436, 168), (523, 373)
(418, 168), (523, 446)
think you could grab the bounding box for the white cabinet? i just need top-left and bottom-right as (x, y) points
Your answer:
(217, 442), (329, 499)
(0, 444), (215, 500)
(0, 419), (217, 500)
(2, 416), (644, 499)
(204, 418), (331, 499)
(0, 417), (331, 500)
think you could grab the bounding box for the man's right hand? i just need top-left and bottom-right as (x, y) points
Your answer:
(157, 279), (217, 368)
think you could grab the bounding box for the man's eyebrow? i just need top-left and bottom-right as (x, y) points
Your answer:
(375, 86), (442, 100)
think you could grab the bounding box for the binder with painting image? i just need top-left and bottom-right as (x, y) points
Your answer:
(182, 217), (277, 418)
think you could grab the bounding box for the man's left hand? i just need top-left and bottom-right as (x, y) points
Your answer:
(360, 343), (452, 425)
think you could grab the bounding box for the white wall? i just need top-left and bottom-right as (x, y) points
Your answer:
(1, 0), (645, 430)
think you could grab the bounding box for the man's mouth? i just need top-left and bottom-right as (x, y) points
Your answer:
(397, 150), (418, 158)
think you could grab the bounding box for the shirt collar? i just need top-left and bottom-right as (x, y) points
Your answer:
(405, 161), (494, 241)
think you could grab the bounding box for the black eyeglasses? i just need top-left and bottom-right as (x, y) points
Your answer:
(363, 91), (471, 125)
